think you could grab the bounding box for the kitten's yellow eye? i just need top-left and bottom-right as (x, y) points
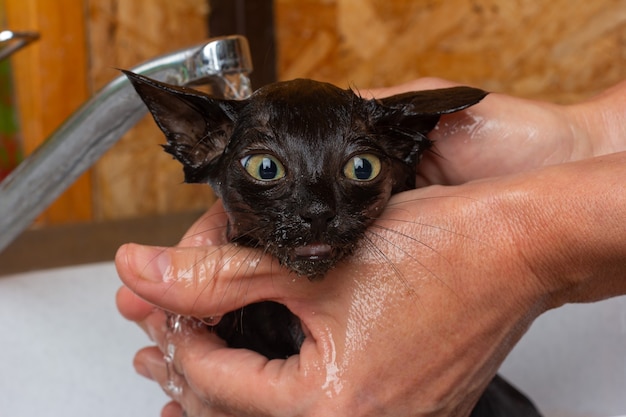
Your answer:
(241, 154), (285, 181)
(343, 154), (381, 181)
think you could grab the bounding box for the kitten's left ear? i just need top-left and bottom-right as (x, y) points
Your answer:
(123, 70), (244, 183)
(375, 86), (488, 133)
(370, 86), (488, 164)
(379, 86), (488, 116)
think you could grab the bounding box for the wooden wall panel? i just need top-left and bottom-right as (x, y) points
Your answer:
(209, 0), (277, 88)
(5, 0), (92, 225)
(275, 0), (626, 103)
(87, 0), (215, 221)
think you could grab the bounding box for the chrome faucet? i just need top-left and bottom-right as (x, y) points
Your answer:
(0, 30), (39, 61)
(0, 35), (253, 252)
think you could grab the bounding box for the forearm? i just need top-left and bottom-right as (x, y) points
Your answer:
(505, 151), (626, 307)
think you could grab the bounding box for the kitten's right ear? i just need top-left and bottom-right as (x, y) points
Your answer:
(123, 70), (244, 183)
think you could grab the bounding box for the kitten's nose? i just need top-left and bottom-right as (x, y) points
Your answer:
(300, 204), (336, 234)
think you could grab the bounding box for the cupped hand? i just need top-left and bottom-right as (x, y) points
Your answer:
(116, 177), (555, 417)
(366, 78), (607, 187)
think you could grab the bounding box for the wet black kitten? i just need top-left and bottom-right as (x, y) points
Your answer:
(125, 71), (541, 417)
(125, 73), (486, 278)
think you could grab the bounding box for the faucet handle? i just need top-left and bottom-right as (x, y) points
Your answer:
(185, 35), (254, 99)
(188, 35), (253, 79)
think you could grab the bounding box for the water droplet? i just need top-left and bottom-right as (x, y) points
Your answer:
(201, 315), (222, 326)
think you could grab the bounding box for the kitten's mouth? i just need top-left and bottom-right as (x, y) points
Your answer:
(294, 243), (333, 260)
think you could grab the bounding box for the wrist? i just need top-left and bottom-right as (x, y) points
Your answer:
(500, 153), (626, 308)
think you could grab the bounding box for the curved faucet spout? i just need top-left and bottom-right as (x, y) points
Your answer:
(0, 30), (39, 61)
(0, 35), (253, 252)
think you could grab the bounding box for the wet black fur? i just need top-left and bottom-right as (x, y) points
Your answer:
(125, 71), (541, 417)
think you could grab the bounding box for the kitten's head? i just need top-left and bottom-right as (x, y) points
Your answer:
(125, 71), (487, 278)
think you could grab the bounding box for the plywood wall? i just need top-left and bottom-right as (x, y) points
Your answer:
(275, 0), (626, 103)
(88, 0), (215, 221)
(5, 0), (93, 225)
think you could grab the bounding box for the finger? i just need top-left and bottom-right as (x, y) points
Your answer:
(144, 315), (275, 413)
(116, 285), (156, 322)
(115, 242), (292, 317)
(135, 346), (212, 417)
(138, 326), (241, 417)
(134, 345), (167, 382)
(117, 285), (177, 345)
(161, 401), (184, 417)
(116, 285), (164, 339)
(174, 329), (305, 416)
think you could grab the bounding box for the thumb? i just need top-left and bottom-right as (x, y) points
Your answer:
(115, 242), (287, 317)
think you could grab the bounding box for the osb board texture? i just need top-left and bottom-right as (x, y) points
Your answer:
(87, 0), (215, 220)
(275, 0), (626, 103)
(4, 0), (93, 224)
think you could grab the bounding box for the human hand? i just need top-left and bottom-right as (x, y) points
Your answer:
(117, 148), (626, 416)
(365, 78), (625, 186)
(117, 181), (548, 417)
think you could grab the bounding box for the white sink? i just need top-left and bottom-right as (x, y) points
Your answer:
(501, 295), (626, 417)
(1, 262), (624, 416)
(0, 263), (167, 416)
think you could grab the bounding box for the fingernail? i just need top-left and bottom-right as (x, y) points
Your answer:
(134, 350), (165, 380)
(135, 361), (152, 380)
(145, 312), (166, 343)
(127, 244), (172, 283)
